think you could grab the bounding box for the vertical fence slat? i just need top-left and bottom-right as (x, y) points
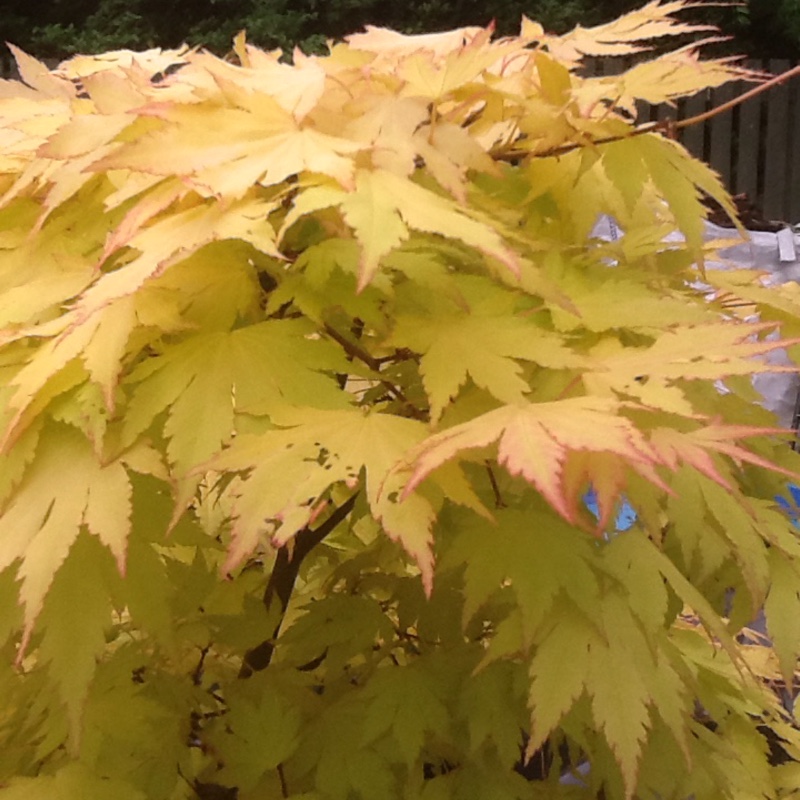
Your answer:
(736, 61), (764, 205)
(789, 67), (800, 222)
(763, 59), (791, 219)
(656, 101), (674, 124)
(709, 83), (735, 187)
(680, 91), (707, 160)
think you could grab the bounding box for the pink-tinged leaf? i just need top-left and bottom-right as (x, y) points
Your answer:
(650, 426), (733, 489)
(102, 178), (189, 257)
(208, 408), (433, 582)
(55, 45), (192, 81)
(374, 467), (438, 595)
(652, 424), (800, 488)
(564, 451), (633, 533)
(660, 420), (798, 495)
(77, 68), (149, 114)
(7, 45), (74, 98)
(404, 398), (656, 523)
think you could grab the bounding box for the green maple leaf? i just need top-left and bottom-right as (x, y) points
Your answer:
(391, 276), (586, 421)
(546, 270), (710, 334)
(309, 700), (396, 800)
(122, 319), (351, 473)
(79, 651), (186, 799)
(37, 533), (116, 750)
(527, 600), (597, 755)
(698, 477), (771, 612)
(270, 238), (390, 330)
(440, 506), (599, 640)
(763, 551), (800, 688)
(600, 532), (670, 632)
(280, 594), (394, 675)
(361, 660), (451, 766)
(0, 762), (145, 799)
(0, 567), (22, 651)
(147, 241), (264, 332)
(587, 593), (654, 797)
(636, 135), (740, 261)
(120, 474), (182, 646)
(211, 679), (302, 792)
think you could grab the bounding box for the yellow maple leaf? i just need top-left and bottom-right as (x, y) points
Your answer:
(0, 425), (130, 652)
(390, 277), (587, 421)
(281, 169), (519, 289)
(340, 95), (430, 177)
(188, 45), (327, 121)
(346, 26), (487, 61)
(6, 45), (75, 99)
(81, 195), (282, 315)
(207, 408), (438, 588)
(38, 112), (132, 160)
(396, 29), (520, 101)
(583, 321), (799, 414)
(54, 45), (192, 80)
(614, 45), (763, 109)
(536, 1), (715, 63)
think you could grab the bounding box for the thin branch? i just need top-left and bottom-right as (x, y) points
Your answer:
(239, 493), (359, 678)
(676, 63), (800, 130)
(323, 323), (428, 419)
(324, 323), (381, 372)
(485, 460), (506, 508)
(191, 645), (210, 686)
(492, 65), (800, 163)
(277, 764), (289, 798)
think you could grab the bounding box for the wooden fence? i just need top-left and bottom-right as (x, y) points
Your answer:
(2, 55), (800, 222)
(585, 58), (800, 223)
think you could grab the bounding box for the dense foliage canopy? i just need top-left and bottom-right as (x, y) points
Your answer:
(4, 2), (800, 799)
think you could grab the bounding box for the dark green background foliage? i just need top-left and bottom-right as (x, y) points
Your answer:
(3, 0), (800, 62)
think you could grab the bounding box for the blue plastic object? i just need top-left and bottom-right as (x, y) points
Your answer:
(775, 482), (800, 526)
(582, 487), (637, 532)
(583, 482), (800, 535)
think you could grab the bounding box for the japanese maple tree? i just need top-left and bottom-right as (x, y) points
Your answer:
(2, 2), (800, 798)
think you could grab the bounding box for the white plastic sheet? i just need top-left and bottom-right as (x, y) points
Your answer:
(592, 217), (800, 429)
